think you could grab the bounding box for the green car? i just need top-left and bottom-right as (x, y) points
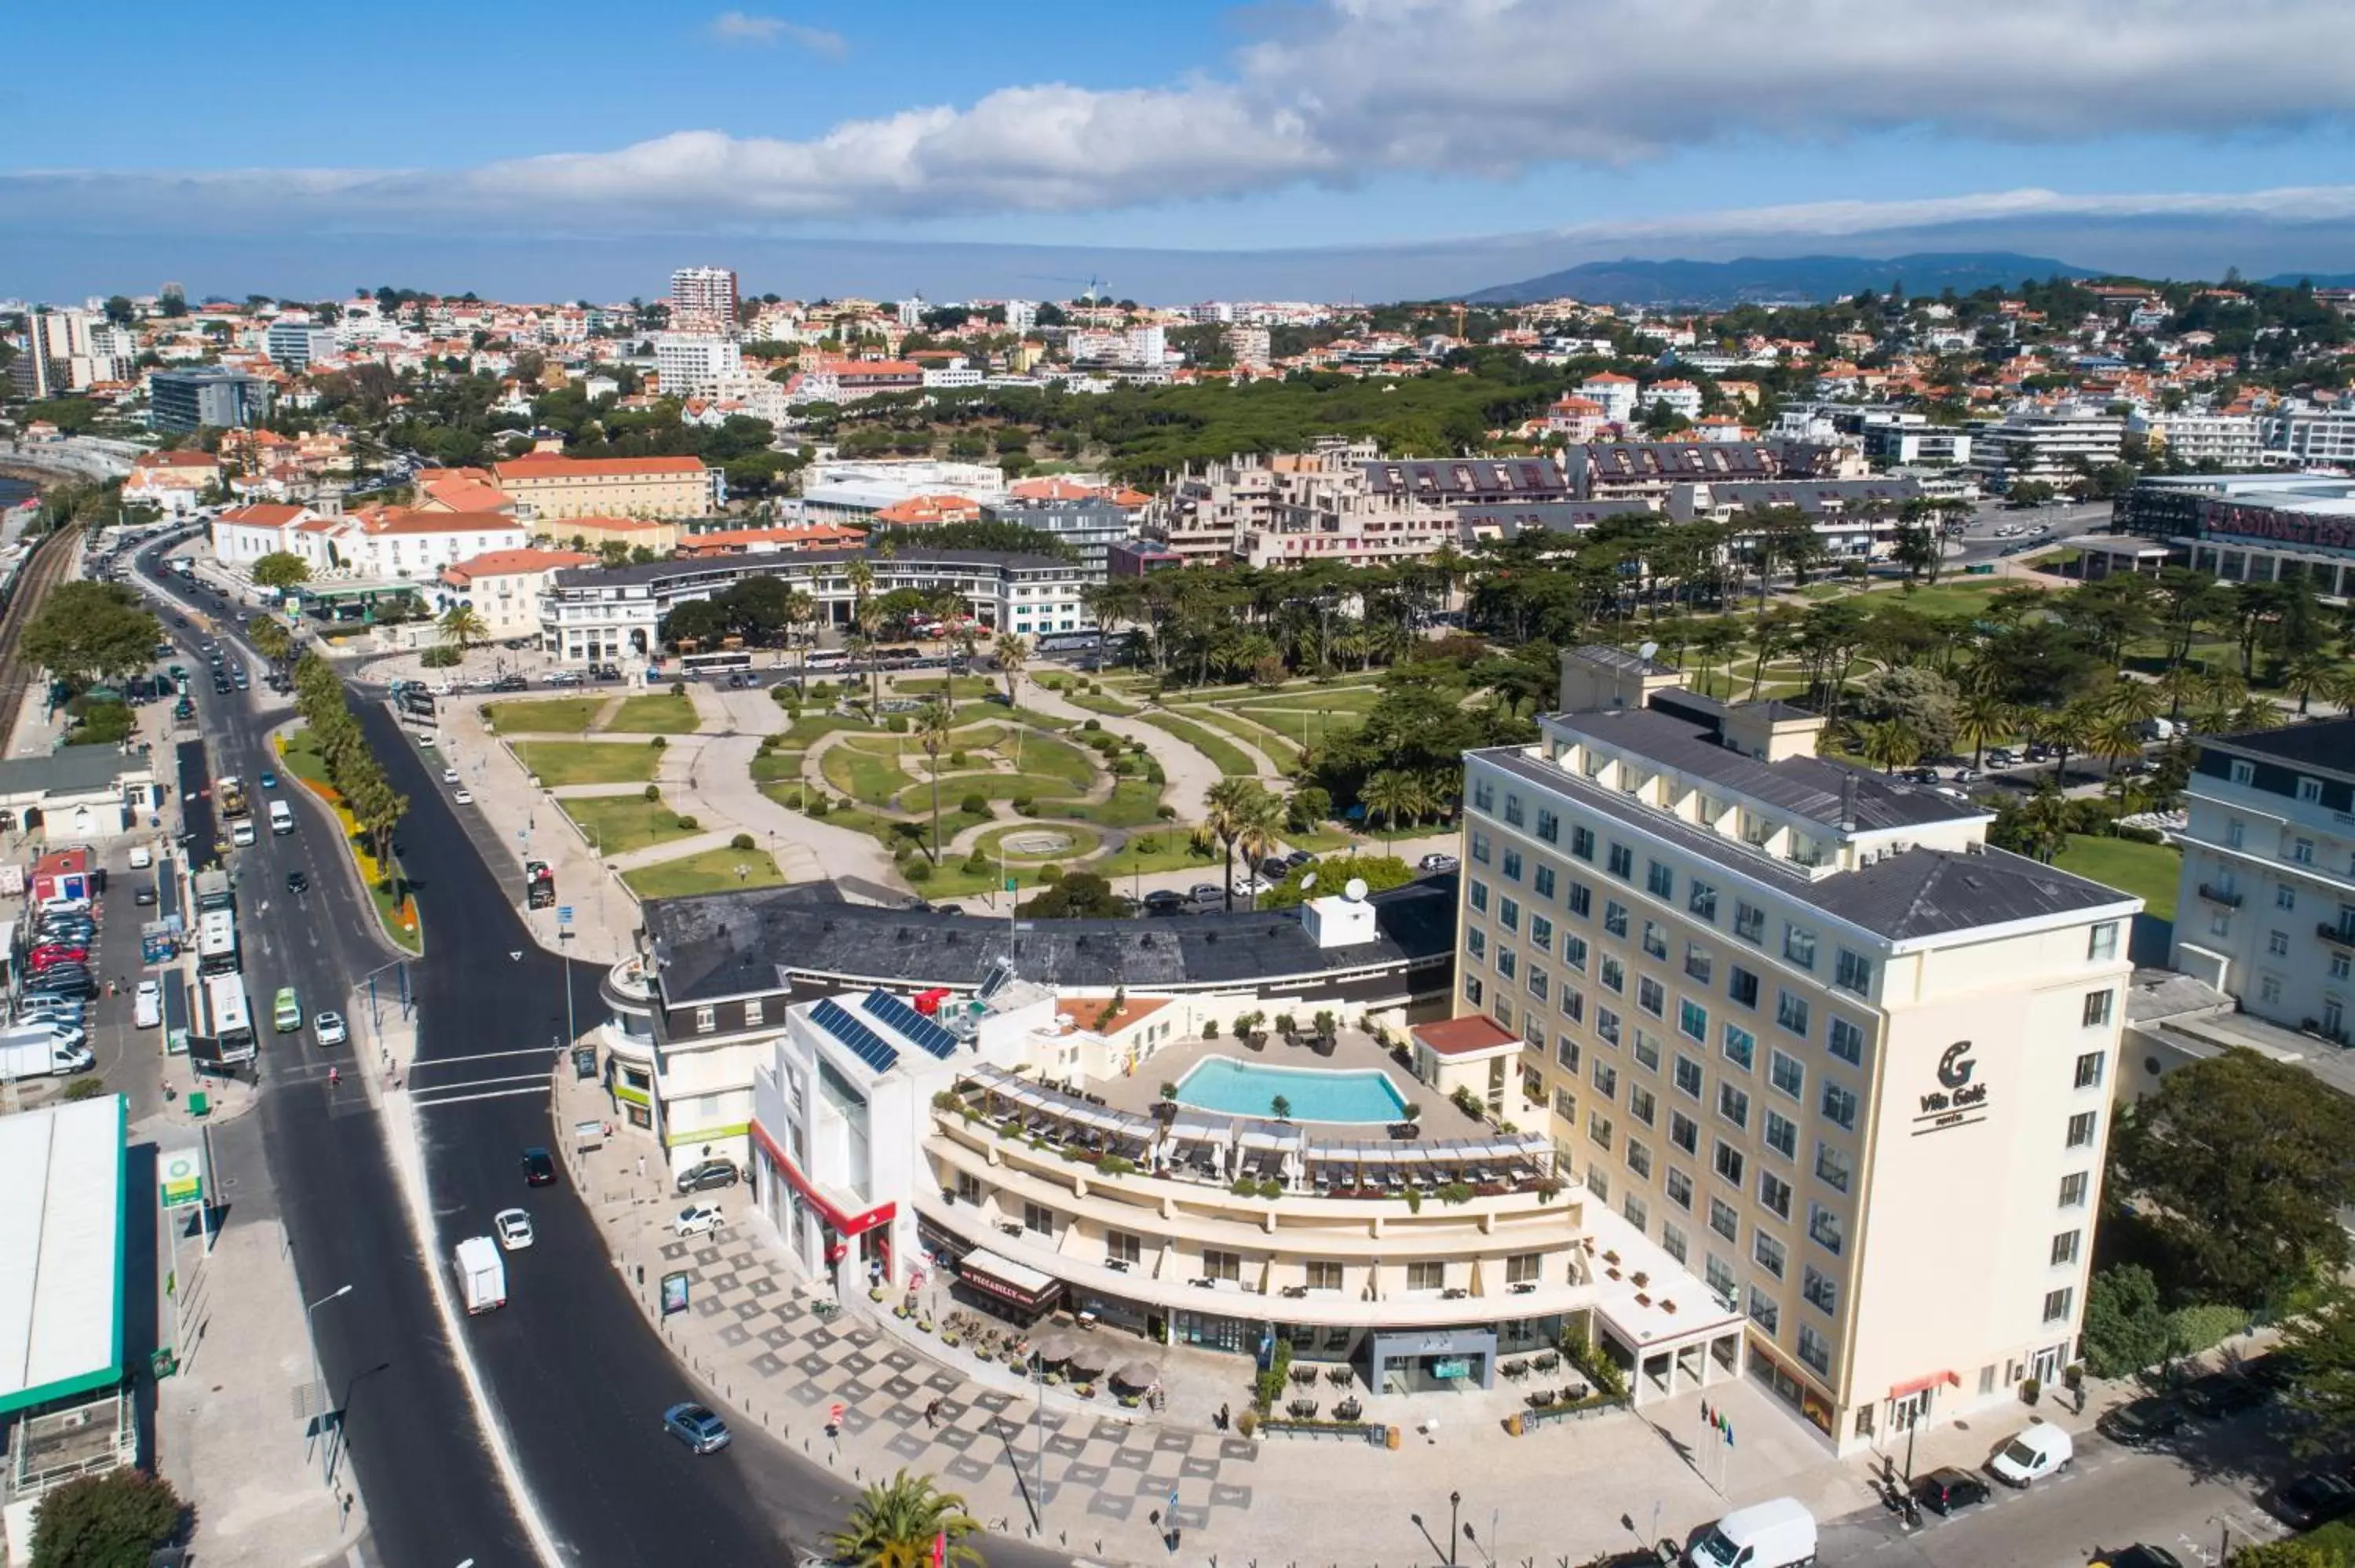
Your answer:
(272, 987), (303, 1034)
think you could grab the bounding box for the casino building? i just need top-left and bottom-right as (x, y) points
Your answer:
(2114, 473), (2355, 600)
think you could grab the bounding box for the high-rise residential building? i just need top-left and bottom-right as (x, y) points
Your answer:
(2170, 717), (2355, 1041)
(896, 294), (926, 329)
(9, 309), (111, 398)
(1454, 647), (2138, 1454)
(669, 266), (741, 336)
(1969, 406), (2125, 489)
(149, 368), (275, 434)
(265, 319), (339, 370)
(652, 333), (744, 396)
(1001, 299), (1037, 333)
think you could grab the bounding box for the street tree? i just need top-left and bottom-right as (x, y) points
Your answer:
(828, 1468), (982, 1568)
(29, 1468), (183, 1568)
(250, 552), (311, 593)
(437, 603), (488, 656)
(21, 582), (159, 689)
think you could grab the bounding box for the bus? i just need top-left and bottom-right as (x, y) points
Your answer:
(395, 684), (437, 730)
(192, 868), (235, 913)
(1032, 630), (1104, 655)
(680, 650), (754, 676)
(195, 909), (239, 976)
(203, 972), (257, 1065)
(801, 649), (852, 673)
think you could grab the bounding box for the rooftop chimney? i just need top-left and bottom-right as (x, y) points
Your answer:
(1838, 771), (1859, 832)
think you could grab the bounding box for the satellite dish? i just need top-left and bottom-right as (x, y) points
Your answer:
(1637, 641), (1660, 662)
(1344, 877), (1369, 902)
(1301, 873), (1316, 892)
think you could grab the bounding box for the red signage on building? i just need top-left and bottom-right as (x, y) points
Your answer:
(2198, 499), (2355, 555)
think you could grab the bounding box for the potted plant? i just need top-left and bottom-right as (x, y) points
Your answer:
(2021, 1376), (2042, 1406)
(1602, 1249), (1621, 1266)
(1630, 1271), (1649, 1289)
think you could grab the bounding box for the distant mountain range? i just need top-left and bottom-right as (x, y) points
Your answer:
(1462, 251), (2102, 306)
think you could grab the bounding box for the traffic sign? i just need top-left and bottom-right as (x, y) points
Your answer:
(557, 906), (573, 923)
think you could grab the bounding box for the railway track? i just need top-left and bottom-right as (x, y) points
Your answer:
(0, 516), (88, 746)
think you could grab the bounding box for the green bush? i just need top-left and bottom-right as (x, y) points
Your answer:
(949, 749), (968, 767)
(758, 732), (781, 751)
(887, 715), (909, 733)
(806, 795), (831, 816)
(670, 681), (686, 697)
(1083, 717), (1101, 731)
(730, 833), (756, 851)
(676, 815), (699, 830)
(1156, 803), (1177, 819)
(642, 784), (659, 801)
(961, 793), (988, 816)
(906, 859), (933, 884)
(1111, 757), (1134, 776)
(28, 1468), (184, 1566)
(650, 735), (667, 749)
(2081, 1265), (2170, 1377)
(2166, 1302), (2250, 1356)
(1038, 862), (1063, 884)
(963, 848), (988, 873)
(2116, 824), (2165, 845)
(1203, 1018), (1221, 1038)
(1011, 796), (1035, 815)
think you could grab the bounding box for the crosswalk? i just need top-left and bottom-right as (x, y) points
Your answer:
(407, 1046), (563, 1110)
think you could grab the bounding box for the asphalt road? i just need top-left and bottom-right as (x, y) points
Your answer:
(138, 541), (1075, 1568)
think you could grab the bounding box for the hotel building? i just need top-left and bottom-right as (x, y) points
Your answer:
(491, 454), (721, 521)
(1454, 647), (2138, 1453)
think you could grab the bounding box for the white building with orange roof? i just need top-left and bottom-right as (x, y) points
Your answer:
(209, 502), (321, 563)
(677, 522), (867, 556)
(491, 453), (720, 520)
(122, 450), (221, 516)
(1576, 372), (1638, 423)
(1546, 395), (1608, 440)
(436, 546), (597, 640)
(869, 494), (988, 529)
(1639, 379), (1703, 421)
(535, 514), (681, 555)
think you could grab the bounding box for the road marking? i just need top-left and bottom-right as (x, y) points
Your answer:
(409, 1084), (553, 1108)
(411, 1048), (564, 1069)
(410, 1070), (551, 1092)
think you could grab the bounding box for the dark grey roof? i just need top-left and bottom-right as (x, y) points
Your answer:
(1573, 644), (1678, 678)
(1543, 706), (1973, 832)
(1570, 443), (1779, 494)
(1455, 500), (1656, 534)
(0, 746), (151, 797)
(1688, 478), (1925, 517)
(1357, 459), (1569, 501)
(644, 877), (1457, 1001)
(1470, 746), (2129, 941)
(2207, 717), (2355, 780)
(551, 545), (1071, 591)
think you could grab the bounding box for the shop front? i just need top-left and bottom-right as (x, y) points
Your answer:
(750, 1121), (895, 1289)
(955, 1247), (1063, 1325)
(1366, 1326), (1499, 1394)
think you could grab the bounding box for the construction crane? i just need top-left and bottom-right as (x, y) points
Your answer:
(1019, 273), (1112, 306)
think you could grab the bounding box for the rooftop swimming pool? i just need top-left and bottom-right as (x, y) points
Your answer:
(1172, 1057), (1410, 1124)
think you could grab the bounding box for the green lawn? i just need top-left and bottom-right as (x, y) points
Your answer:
(1038, 777), (1167, 829)
(484, 696), (604, 734)
(820, 744), (917, 806)
(1221, 686), (1387, 716)
(279, 727), (331, 787)
(1186, 707), (1305, 770)
(511, 740), (660, 786)
(1139, 713), (1261, 778)
(623, 845), (788, 899)
(2054, 833), (2182, 923)
(1092, 827), (1223, 883)
(750, 749), (805, 784)
(891, 771), (1086, 815)
(1061, 689), (1140, 717)
(971, 822), (1105, 862)
(893, 676), (995, 702)
(1285, 823), (1362, 853)
(559, 794), (700, 856)
(1016, 731), (1102, 792)
(603, 693), (703, 734)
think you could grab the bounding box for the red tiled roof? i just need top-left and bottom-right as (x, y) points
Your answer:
(441, 548), (596, 584)
(1411, 1015), (1521, 1057)
(219, 503), (304, 525)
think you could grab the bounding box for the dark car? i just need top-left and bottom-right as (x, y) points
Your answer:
(1283, 849), (1314, 869)
(521, 1147), (557, 1187)
(675, 1159), (740, 1194)
(2096, 1548), (2183, 1568)
(491, 674), (528, 692)
(133, 884), (157, 906)
(2099, 1394), (2188, 1446)
(1141, 890), (1188, 917)
(2241, 1348), (2306, 1390)
(286, 870), (309, 895)
(1257, 855), (1291, 881)
(1911, 1467), (1991, 1516)
(2266, 1471), (2355, 1531)
(2182, 1369), (2266, 1418)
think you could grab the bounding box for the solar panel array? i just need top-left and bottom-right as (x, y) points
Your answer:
(812, 997), (899, 1074)
(864, 989), (959, 1059)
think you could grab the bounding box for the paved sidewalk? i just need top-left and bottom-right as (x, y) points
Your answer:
(1015, 679), (1231, 819)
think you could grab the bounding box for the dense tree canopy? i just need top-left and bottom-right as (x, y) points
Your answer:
(22, 582), (159, 689)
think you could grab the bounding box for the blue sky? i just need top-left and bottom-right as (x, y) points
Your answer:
(9, 1), (2355, 298)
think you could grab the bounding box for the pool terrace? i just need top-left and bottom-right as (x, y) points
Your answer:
(1090, 1028), (1495, 1137)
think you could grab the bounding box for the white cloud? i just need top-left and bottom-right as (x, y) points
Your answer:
(9, 2), (2355, 228)
(706, 11), (845, 57)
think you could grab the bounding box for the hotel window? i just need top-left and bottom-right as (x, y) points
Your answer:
(2050, 1230), (2081, 1267)
(1628, 1085), (1656, 1127)
(1499, 896), (1521, 932)
(1554, 1086), (1578, 1123)
(1587, 1111), (1615, 1151)
(2066, 1110), (2098, 1149)
(1820, 1081), (1857, 1132)
(2088, 922), (2120, 961)
(1464, 975), (1484, 1006)
(1023, 1202), (1057, 1236)
(1776, 990), (1811, 1038)
(2227, 819), (2245, 848)
(1305, 1260), (1345, 1291)
(1714, 1139), (1746, 1186)
(1591, 1060), (1619, 1100)
(1564, 935), (1588, 972)
(1505, 1253), (1543, 1285)
(1470, 830), (1492, 865)
(2262, 975), (2284, 1005)
(1707, 1253), (1740, 1304)
(695, 1006), (717, 1034)
(1646, 860), (1674, 899)
(1203, 1249), (1242, 1282)
(1601, 957), (1625, 994)
(1783, 924), (1817, 970)
(1466, 929), (1487, 961)
(1827, 1017), (1864, 1067)
(1638, 977), (1666, 1017)
(1502, 791), (1523, 827)
(1763, 1109), (1798, 1161)
(1608, 843), (1634, 880)
(1670, 1112), (1699, 1157)
(1473, 779), (1495, 812)
(1734, 901), (1765, 943)
(2082, 990), (2114, 1027)
(2300, 775), (2324, 804)
(1568, 883), (1593, 919)
(1748, 1288), (1780, 1336)
(1689, 881), (1718, 922)
(1808, 1202), (1845, 1256)
(1802, 1266), (1838, 1317)
(1642, 921), (1668, 961)
(1587, 1165), (1610, 1202)
(1758, 1169), (1792, 1220)
(1834, 950), (1873, 996)
(1497, 949), (1517, 982)
(1571, 826), (1595, 862)
(1561, 988), (1585, 1024)
(1535, 808), (1559, 844)
(2073, 1051), (2105, 1090)
(1722, 1023), (1755, 1070)
(2280, 884), (2298, 910)
(1662, 1223), (1689, 1264)
(2296, 838), (2317, 865)
(955, 1172), (984, 1204)
(1627, 1139), (1653, 1179)
(1528, 914), (1554, 953)
(1532, 865), (1556, 899)
(1718, 1084), (1751, 1131)
(1666, 1168), (1695, 1209)
(1631, 1029), (1661, 1070)
(1623, 1193), (1648, 1230)
(1469, 880), (1489, 913)
(1673, 1055), (1703, 1099)
(1528, 968), (1549, 1004)
(1754, 1231), (1787, 1279)
(2059, 1171), (2090, 1209)
(1815, 1142), (1853, 1194)
(1597, 1008), (1622, 1045)
(1685, 943), (1714, 984)
(1769, 1050), (1803, 1100)
(1727, 966), (1759, 1008)
(1106, 1231), (1144, 1266)
(743, 997), (765, 1026)
(1495, 998), (1514, 1030)
(1709, 1197), (1740, 1242)
(1680, 999), (1709, 1043)
(1502, 850), (1524, 882)
(1605, 900), (1630, 937)
(2043, 1287), (2075, 1324)
(1406, 1261), (1446, 1292)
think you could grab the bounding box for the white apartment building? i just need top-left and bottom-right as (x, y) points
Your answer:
(1970, 407), (2125, 490)
(654, 333), (744, 396)
(1579, 374), (1639, 424)
(1455, 647), (2138, 1453)
(2262, 405), (2355, 466)
(670, 266), (740, 335)
(2170, 717), (2355, 1042)
(435, 547), (596, 641)
(210, 504), (528, 583)
(1224, 325), (1272, 372)
(265, 319), (338, 370)
(1001, 299), (1038, 333)
(2127, 410), (2263, 469)
(1641, 381), (1703, 421)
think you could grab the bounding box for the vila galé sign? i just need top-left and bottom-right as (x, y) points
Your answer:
(2198, 500), (2355, 555)
(1911, 1041), (1990, 1137)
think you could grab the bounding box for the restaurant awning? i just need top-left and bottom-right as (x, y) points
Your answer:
(1888, 1369), (1960, 1400)
(958, 1247), (1064, 1312)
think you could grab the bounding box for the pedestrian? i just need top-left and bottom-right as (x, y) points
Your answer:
(1216, 1402), (1229, 1431)
(924, 1398), (940, 1428)
(636, 1154), (646, 1180)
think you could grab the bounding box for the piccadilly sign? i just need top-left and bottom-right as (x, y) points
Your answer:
(1911, 1041), (1990, 1137)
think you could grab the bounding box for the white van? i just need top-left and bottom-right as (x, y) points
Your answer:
(1989, 1420), (2073, 1486)
(127, 843), (154, 870)
(133, 980), (162, 1030)
(453, 1236), (507, 1315)
(230, 819), (257, 848)
(1685, 1497), (1816, 1568)
(268, 800), (295, 836)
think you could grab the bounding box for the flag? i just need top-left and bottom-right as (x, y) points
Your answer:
(1722, 1418), (1734, 1447)
(1700, 1398), (1713, 1428)
(932, 1530), (947, 1568)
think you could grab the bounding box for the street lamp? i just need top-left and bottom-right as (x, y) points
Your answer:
(304, 1283), (354, 1479)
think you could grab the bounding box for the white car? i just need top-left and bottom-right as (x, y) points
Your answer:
(675, 1204), (725, 1237)
(453, 789), (473, 805)
(441, 767), (460, 784)
(314, 1010), (349, 1048)
(494, 1208), (535, 1250)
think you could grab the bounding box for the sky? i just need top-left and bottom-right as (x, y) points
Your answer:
(9, 0), (2355, 301)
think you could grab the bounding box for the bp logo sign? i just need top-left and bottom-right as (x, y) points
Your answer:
(159, 1146), (205, 1209)
(1914, 1041), (1990, 1136)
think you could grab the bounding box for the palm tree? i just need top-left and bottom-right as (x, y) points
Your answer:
(2280, 651), (2339, 717)
(1236, 789), (1286, 899)
(917, 699), (952, 864)
(439, 602), (489, 659)
(2043, 701), (2099, 785)
(1198, 777), (1281, 911)
(1360, 768), (1420, 848)
(2089, 714), (2144, 803)
(829, 1469), (982, 1568)
(783, 588), (817, 696)
(2015, 786), (2073, 864)
(845, 558), (880, 714)
(1954, 694), (2013, 769)
(2153, 662), (2205, 721)
(1857, 718), (1922, 775)
(992, 631), (1028, 707)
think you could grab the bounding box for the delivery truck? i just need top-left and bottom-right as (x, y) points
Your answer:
(0, 1030), (97, 1080)
(453, 1236), (507, 1315)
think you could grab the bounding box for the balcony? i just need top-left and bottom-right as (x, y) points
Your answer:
(2318, 923), (2355, 949)
(2197, 883), (2244, 908)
